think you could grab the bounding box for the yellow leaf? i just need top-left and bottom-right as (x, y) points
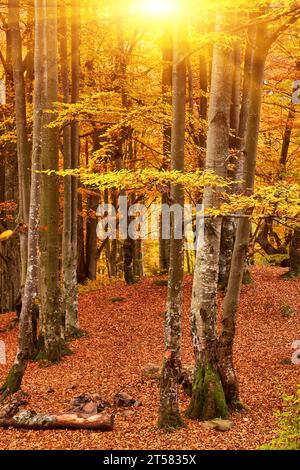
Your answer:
(0, 230), (14, 242)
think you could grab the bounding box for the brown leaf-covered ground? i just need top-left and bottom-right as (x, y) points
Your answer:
(0, 267), (299, 450)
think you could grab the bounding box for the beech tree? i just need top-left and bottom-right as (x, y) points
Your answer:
(8, 0), (30, 290)
(39, 0), (64, 362)
(158, 21), (186, 430)
(1, 0), (44, 395)
(187, 12), (233, 421)
(218, 2), (300, 406)
(0, 1), (21, 315)
(62, 0), (81, 337)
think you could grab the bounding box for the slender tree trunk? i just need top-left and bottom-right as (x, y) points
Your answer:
(279, 62), (300, 277)
(8, 0), (30, 291)
(280, 109), (295, 169)
(73, 1), (85, 285)
(1, 0), (44, 395)
(159, 37), (172, 273)
(198, 32), (208, 169)
(279, 61), (300, 171)
(24, 2), (34, 102)
(158, 22), (186, 430)
(0, 8), (21, 315)
(39, 0), (64, 362)
(86, 130), (100, 281)
(218, 24), (269, 406)
(133, 238), (144, 278)
(59, 0), (80, 336)
(86, 196), (99, 280)
(219, 15), (241, 291)
(219, 22), (256, 291)
(187, 14), (233, 421)
(236, 24), (256, 183)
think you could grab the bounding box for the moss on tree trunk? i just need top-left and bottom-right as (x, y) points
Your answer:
(158, 354), (185, 430)
(0, 363), (26, 399)
(186, 363), (228, 421)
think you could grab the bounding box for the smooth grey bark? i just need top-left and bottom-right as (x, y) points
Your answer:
(39, 0), (64, 362)
(60, 0), (80, 336)
(8, 0), (31, 291)
(187, 14), (233, 421)
(158, 22), (186, 430)
(1, 0), (44, 395)
(86, 130), (100, 281)
(159, 38), (172, 274)
(278, 62), (300, 278)
(0, 8), (21, 315)
(218, 23), (269, 406)
(219, 25), (242, 291)
(198, 29), (208, 169)
(236, 24), (256, 184)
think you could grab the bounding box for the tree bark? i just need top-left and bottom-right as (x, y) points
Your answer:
(60, 0), (81, 336)
(218, 23), (269, 407)
(198, 29), (208, 169)
(0, 409), (113, 431)
(158, 22), (186, 430)
(1, 0), (44, 396)
(8, 0), (31, 291)
(159, 38), (172, 274)
(187, 13), (233, 421)
(219, 15), (241, 291)
(133, 238), (144, 278)
(39, 0), (64, 362)
(279, 61), (300, 171)
(0, 6), (21, 315)
(86, 130), (100, 281)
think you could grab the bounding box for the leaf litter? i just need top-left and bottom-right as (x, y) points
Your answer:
(0, 267), (299, 450)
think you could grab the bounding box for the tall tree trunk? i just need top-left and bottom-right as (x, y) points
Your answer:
(158, 22), (186, 430)
(0, 6), (21, 315)
(219, 28), (241, 291)
(218, 23), (269, 406)
(198, 30), (208, 169)
(159, 37), (172, 274)
(1, 0), (44, 395)
(236, 24), (256, 183)
(279, 61), (300, 171)
(187, 14), (233, 421)
(86, 130), (100, 281)
(39, 0), (64, 362)
(279, 62), (300, 278)
(61, 0), (80, 336)
(8, 0), (31, 291)
(74, 1), (85, 285)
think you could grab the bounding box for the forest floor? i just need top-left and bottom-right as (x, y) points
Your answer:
(0, 267), (299, 450)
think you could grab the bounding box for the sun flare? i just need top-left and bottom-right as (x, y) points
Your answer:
(135, 0), (179, 17)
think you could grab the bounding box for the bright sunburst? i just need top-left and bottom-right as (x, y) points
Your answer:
(134, 0), (179, 17)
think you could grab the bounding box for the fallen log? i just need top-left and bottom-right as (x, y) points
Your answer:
(0, 409), (114, 431)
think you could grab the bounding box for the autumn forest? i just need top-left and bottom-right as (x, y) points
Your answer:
(0, 0), (299, 454)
